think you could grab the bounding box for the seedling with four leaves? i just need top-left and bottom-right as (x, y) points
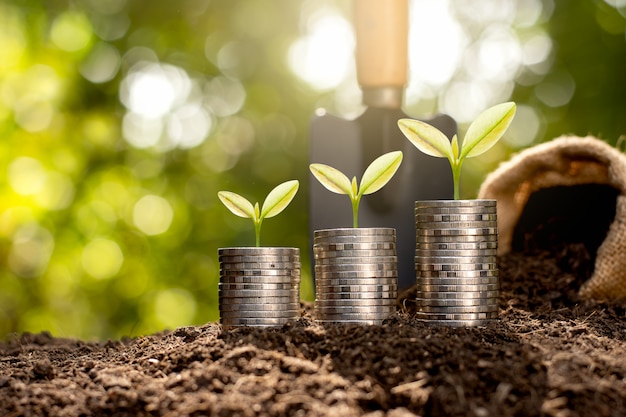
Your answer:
(309, 151), (403, 228)
(218, 180), (299, 247)
(398, 102), (516, 199)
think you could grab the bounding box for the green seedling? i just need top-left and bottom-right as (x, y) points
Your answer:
(218, 180), (299, 247)
(310, 151), (403, 228)
(398, 102), (516, 200)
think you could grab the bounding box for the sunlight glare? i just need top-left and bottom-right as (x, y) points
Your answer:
(408, 0), (466, 88)
(289, 12), (354, 90)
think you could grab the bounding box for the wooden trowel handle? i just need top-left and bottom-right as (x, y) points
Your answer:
(354, 0), (408, 108)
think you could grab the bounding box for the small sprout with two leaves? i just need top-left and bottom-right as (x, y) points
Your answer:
(398, 102), (516, 200)
(309, 150), (403, 228)
(218, 180), (299, 247)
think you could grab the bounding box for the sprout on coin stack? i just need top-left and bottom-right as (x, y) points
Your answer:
(309, 151), (403, 325)
(216, 180), (301, 327)
(398, 103), (516, 327)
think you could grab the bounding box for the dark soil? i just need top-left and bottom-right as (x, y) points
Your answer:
(1, 244), (625, 416)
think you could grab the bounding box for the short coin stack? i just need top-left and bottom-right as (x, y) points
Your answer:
(313, 228), (398, 325)
(218, 247), (301, 327)
(414, 200), (499, 327)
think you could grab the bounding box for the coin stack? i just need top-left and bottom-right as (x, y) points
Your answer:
(313, 228), (398, 325)
(218, 247), (301, 327)
(414, 200), (499, 327)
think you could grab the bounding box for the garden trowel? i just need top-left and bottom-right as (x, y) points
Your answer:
(309, 0), (456, 290)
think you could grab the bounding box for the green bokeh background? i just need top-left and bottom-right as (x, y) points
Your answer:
(0, 0), (624, 340)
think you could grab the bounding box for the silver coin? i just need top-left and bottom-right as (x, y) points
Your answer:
(313, 236), (397, 245)
(314, 242), (396, 251)
(315, 319), (383, 325)
(416, 234), (498, 243)
(316, 292), (397, 301)
(415, 297), (498, 307)
(219, 247), (299, 256)
(416, 220), (498, 230)
(415, 207), (498, 216)
(416, 283), (499, 292)
(220, 276), (299, 284)
(414, 255), (497, 264)
(315, 298), (397, 307)
(415, 290), (499, 299)
(414, 311), (499, 320)
(416, 227), (498, 237)
(314, 249), (397, 259)
(415, 199), (496, 208)
(220, 317), (293, 326)
(220, 310), (300, 319)
(417, 304), (499, 314)
(314, 228), (396, 238)
(416, 277), (499, 286)
(218, 288), (297, 297)
(415, 263), (497, 271)
(315, 263), (398, 272)
(314, 305), (396, 314)
(416, 319), (496, 327)
(220, 269), (301, 280)
(415, 213), (497, 223)
(315, 277), (398, 287)
(219, 297), (300, 305)
(416, 241), (498, 250)
(219, 255), (300, 263)
(415, 248), (497, 257)
(316, 313), (393, 322)
(219, 283), (297, 291)
(219, 302), (301, 312)
(315, 271), (398, 280)
(221, 261), (301, 270)
(315, 284), (398, 293)
(315, 256), (397, 265)
(416, 269), (498, 278)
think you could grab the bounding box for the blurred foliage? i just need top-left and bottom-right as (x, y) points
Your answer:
(0, 0), (624, 340)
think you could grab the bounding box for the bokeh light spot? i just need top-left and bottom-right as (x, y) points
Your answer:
(153, 288), (197, 329)
(79, 42), (121, 83)
(82, 238), (124, 280)
(8, 157), (47, 196)
(289, 12), (354, 90)
(8, 224), (55, 278)
(50, 11), (93, 52)
(120, 62), (190, 119)
(133, 195), (174, 236)
(34, 171), (75, 210)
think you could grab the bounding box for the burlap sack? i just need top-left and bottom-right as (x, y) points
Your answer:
(478, 135), (626, 302)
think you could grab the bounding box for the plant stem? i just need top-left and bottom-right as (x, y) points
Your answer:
(254, 220), (262, 247)
(352, 198), (359, 228)
(452, 162), (462, 200)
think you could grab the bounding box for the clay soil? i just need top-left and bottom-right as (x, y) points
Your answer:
(1, 244), (625, 417)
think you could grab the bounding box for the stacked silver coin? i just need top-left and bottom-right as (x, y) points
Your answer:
(218, 247), (301, 327)
(313, 228), (398, 325)
(414, 200), (499, 327)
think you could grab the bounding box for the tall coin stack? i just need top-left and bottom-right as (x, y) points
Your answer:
(414, 200), (499, 327)
(313, 228), (398, 325)
(218, 247), (301, 327)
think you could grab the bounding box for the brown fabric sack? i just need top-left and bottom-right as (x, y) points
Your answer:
(478, 135), (626, 302)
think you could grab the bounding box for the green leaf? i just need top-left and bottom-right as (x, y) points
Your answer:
(461, 102), (516, 159)
(310, 163), (352, 195)
(218, 191), (255, 218)
(359, 151), (403, 196)
(261, 180), (299, 219)
(254, 202), (260, 223)
(351, 176), (358, 199)
(451, 134), (459, 162)
(397, 118), (453, 160)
